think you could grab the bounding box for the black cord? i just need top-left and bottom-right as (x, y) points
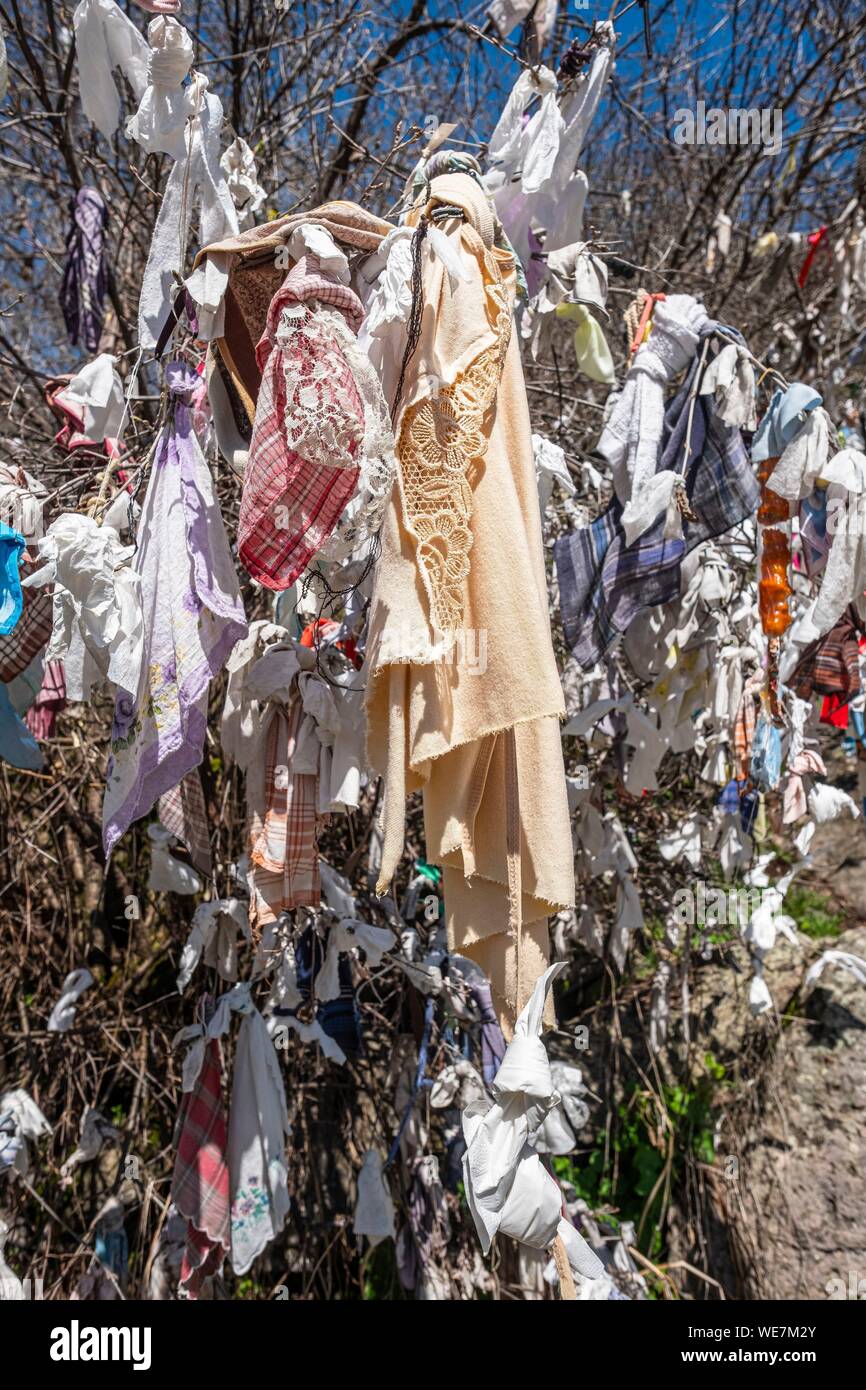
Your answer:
(391, 217), (429, 420)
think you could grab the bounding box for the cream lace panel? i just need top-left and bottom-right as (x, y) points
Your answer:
(398, 238), (511, 635)
(275, 302), (398, 561)
(316, 307), (398, 563)
(276, 303), (364, 469)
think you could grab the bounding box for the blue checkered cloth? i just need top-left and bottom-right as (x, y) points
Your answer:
(556, 325), (760, 669)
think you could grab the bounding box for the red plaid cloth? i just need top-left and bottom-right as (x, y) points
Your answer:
(159, 768), (213, 877)
(0, 588), (52, 683)
(733, 675), (762, 782)
(249, 696), (320, 928)
(238, 256), (364, 590)
(171, 1029), (230, 1299)
(24, 660), (66, 740)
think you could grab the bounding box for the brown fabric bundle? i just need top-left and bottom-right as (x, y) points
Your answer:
(195, 202), (394, 421)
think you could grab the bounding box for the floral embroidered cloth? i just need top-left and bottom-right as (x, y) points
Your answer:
(228, 1002), (290, 1275)
(103, 361), (247, 857)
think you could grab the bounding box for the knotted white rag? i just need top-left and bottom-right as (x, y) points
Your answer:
(765, 406), (833, 500)
(699, 340), (757, 429)
(315, 919), (396, 1003)
(0, 1090), (52, 1179)
(462, 962), (604, 1280)
(47, 969), (95, 1032)
(605, 294), (709, 527)
(126, 15), (194, 160)
(73, 0), (150, 141)
(177, 898), (250, 992)
(810, 449), (866, 635)
(488, 65), (562, 195)
(805, 950), (866, 989)
(22, 512), (143, 703)
(146, 823), (201, 895)
(139, 73), (239, 348)
(353, 1151), (396, 1248)
(53, 354), (125, 443)
(221, 137), (268, 229)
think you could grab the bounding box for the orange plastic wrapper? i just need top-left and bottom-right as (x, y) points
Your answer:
(759, 523), (792, 635)
(757, 459), (790, 525)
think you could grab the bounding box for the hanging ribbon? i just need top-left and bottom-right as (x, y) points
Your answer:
(797, 225), (828, 288)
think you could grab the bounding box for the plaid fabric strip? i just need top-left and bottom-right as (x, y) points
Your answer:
(0, 589), (52, 683)
(790, 605), (864, 701)
(158, 769), (213, 877)
(733, 677), (762, 782)
(171, 1033), (230, 1298)
(556, 325), (760, 670)
(249, 697), (320, 927)
(556, 508), (686, 665)
(238, 256), (364, 590)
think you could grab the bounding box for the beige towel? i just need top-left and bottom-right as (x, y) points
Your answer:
(366, 174), (573, 1034)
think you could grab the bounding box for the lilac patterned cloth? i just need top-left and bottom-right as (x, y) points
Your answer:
(103, 362), (247, 857)
(60, 188), (108, 353)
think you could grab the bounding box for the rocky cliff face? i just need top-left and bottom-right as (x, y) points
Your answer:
(731, 924), (866, 1300)
(696, 791), (866, 1301)
(723, 789), (866, 1302)
(561, 793), (866, 1301)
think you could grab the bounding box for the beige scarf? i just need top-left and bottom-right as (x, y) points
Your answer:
(366, 174), (574, 1034)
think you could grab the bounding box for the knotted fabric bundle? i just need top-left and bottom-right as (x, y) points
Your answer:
(22, 512), (143, 703)
(126, 15), (194, 160)
(556, 323), (760, 668)
(462, 963), (603, 1281)
(600, 293), (708, 520)
(487, 26), (615, 268)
